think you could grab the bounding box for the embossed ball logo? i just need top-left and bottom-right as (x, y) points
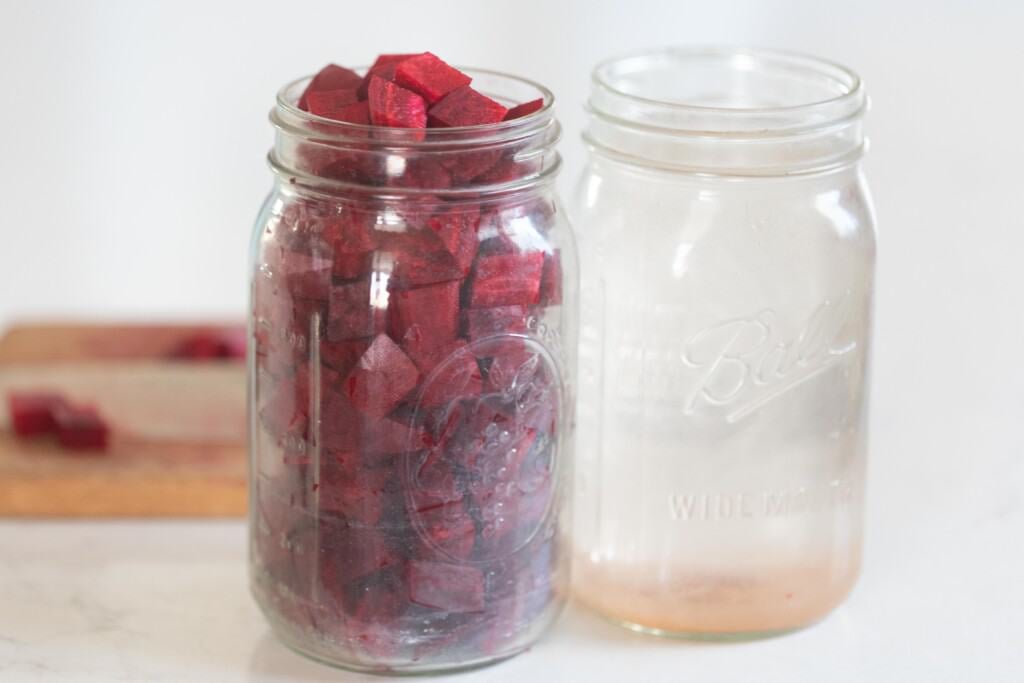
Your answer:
(404, 336), (561, 563)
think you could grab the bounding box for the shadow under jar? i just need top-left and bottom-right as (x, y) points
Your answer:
(572, 48), (876, 638)
(248, 69), (576, 673)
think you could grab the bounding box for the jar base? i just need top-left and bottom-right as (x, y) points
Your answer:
(604, 614), (810, 642)
(275, 627), (526, 677)
(572, 556), (859, 639)
(252, 576), (559, 676)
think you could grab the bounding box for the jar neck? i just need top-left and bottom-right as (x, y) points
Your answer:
(585, 47), (867, 177)
(269, 68), (561, 198)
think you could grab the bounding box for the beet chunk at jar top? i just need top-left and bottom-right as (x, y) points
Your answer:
(306, 89), (360, 120)
(428, 87), (508, 127)
(394, 52), (472, 105)
(357, 53), (418, 99)
(368, 77), (427, 129)
(298, 64), (362, 110)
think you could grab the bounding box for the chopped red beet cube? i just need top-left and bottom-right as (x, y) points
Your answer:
(417, 344), (483, 409)
(357, 53), (417, 98)
(401, 331), (467, 375)
(483, 338), (542, 396)
(298, 64), (362, 110)
(53, 404), (109, 451)
(322, 209), (378, 279)
(320, 338), (370, 377)
(425, 208), (480, 275)
(332, 100), (371, 125)
(469, 251), (545, 307)
(259, 370), (309, 442)
(464, 305), (531, 340)
(318, 464), (392, 525)
(280, 247), (332, 301)
(307, 146), (383, 185)
(411, 446), (464, 504)
(396, 157), (453, 190)
(409, 561), (484, 612)
(472, 152), (539, 184)
(321, 525), (401, 585)
(368, 76), (427, 129)
(441, 149), (504, 184)
(305, 88), (360, 120)
(504, 98), (544, 121)
(388, 280), (461, 349)
(319, 387), (422, 455)
(428, 87), (508, 127)
(539, 250), (563, 305)
(343, 334), (420, 418)
(415, 500), (476, 559)
(359, 416), (430, 456)
(393, 249), (462, 288)
(327, 278), (386, 341)
(394, 52), (472, 105)
(7, 392), (64, 437)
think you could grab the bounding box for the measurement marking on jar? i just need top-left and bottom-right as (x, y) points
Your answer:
(667, 479), (857, 522)
(682, 295), (857, 422)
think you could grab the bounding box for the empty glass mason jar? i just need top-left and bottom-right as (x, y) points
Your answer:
(572, 47), (876, 637)
(248, 69), (575, 673)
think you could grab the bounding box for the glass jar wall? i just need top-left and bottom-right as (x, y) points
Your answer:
(572, 48), (876, 637)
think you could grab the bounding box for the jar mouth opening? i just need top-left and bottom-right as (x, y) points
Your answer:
(275, 67), (555, 144)
(591, 46), (865, 135)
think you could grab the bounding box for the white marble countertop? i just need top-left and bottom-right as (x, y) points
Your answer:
(1, 503), (1020, 682)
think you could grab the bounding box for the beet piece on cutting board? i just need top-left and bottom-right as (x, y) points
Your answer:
(53, 404), (109, 451)
(428, 87), (509, 127)
(394, 52), (472, 105)
(342, 333), (421, 418)
(7, 392), (64, 437)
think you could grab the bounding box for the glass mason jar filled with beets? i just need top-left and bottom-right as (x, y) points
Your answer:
(248, 55), (576, 673)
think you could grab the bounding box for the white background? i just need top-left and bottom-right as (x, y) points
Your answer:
(0, 1), (1022, 680)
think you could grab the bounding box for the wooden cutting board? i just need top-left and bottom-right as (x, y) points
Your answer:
(0, 323), (248, 517)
